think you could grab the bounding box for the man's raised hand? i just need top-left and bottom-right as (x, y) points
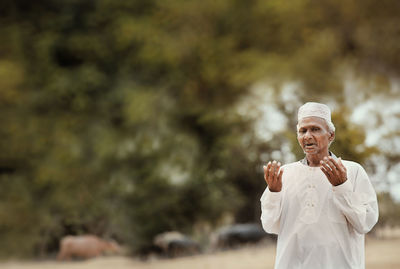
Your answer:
(320, 156), (347, 186)
(263, 160), (283, 192)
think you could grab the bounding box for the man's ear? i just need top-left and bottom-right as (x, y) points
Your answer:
(329, 132), (335, 142)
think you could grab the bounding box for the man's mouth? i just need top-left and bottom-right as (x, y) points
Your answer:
(305, 143), (315, 147)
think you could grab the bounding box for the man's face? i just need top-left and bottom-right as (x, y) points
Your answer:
(297, 116), (334, 155)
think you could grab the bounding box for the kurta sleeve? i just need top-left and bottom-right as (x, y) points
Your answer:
(260, 187), (282, 234)
(332, 164), (379, 234)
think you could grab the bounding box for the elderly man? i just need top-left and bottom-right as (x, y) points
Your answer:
(260, 102), (379, 269)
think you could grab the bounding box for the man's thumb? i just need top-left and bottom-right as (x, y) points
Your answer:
(263, 165), (267, 172)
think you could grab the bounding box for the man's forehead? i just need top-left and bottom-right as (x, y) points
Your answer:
(298, 116), (328, 128)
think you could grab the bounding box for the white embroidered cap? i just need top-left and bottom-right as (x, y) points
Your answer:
(298, 102), (332, 123)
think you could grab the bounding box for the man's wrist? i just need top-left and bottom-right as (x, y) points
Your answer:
(267, 186), (282, 193)
(268, 187), (281, 192)
(333, 179), (352, 193)
(333, 178), (347, 187)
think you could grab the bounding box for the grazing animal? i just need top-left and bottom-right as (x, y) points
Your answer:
(57, 235), (120, 261)
(153, 231), (201, 257)
(211, 223), (274, 250)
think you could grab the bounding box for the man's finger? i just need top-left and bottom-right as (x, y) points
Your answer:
(264, 162), (271, 178)
(326, 157), (340, 178)
(269, 161), (275, 182)
(263, 165), (267, 181)
(264, 161), (271, 183)
(272, 161), (278, 182)
(337, 157), (347, 175)
(337, 157), (348, 183)
(320, 160), (335, 183)
(275, 162), (282, 182)
(320, 159), (333, 176)
(329, 156), (346, 177)
(329, 156), (341, 171)
(277, 166), (283, 182)
(320, 165), (332, 181)
(338, 157), (344, 166)
(323, 157), (335, 171)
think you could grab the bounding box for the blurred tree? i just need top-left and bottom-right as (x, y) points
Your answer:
(376, 192), (400, 227)
(0, 0), (399, 257)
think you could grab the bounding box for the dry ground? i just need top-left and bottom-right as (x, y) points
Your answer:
(1, 238), (399, 269)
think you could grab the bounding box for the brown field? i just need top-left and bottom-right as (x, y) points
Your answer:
(1, 238), (399, 269)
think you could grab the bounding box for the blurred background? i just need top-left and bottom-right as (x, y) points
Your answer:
(1, 0), (400, 267)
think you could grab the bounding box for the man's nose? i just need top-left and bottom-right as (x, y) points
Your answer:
(304, 130), (312, 138)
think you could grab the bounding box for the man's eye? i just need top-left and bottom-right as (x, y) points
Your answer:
(312, 127), (320, 131)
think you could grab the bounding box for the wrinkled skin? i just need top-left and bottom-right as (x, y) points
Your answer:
(297, 116), (347, 185)
(264, 116), (347, 191)
(297, 116), (334, 166)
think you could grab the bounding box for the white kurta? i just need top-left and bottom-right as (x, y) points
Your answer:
(260, 160), (379, 269)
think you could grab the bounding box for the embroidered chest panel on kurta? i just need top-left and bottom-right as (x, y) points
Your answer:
(284, 165), (332, 225)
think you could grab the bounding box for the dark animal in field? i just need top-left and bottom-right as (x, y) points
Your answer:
(211, 223), (275, 250)
(153, 231), (201, 258)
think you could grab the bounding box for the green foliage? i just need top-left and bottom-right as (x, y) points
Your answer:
(329, 107), (378, 164)
(0, 0), (399, 258)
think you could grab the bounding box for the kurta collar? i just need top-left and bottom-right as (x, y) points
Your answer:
(300, 151), (337, 166)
